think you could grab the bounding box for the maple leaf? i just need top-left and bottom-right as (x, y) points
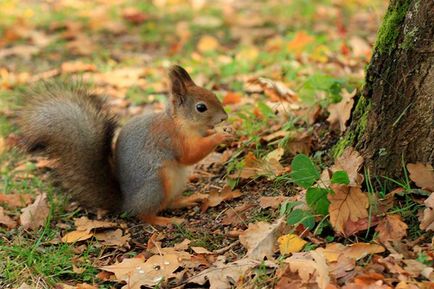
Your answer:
(419, 193), (434, 231)
(239, 218), (285, 260)
(20, 193), (49, 230)
(327, 89), (356, 133)
(328, 184), (369, 235)
(406, 163), (434, 191)
(375, 214), (407, 243)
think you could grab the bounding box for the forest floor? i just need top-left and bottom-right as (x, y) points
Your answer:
(0, 0), (433, 289)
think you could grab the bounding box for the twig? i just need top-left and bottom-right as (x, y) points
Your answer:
(212, 240), (240, 254)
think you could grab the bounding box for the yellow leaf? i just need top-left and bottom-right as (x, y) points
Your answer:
(287, 31), (314, 56)
(197, 35), (219, 53)
(62, 230), (93, 243)
(278, 234), (307, 255)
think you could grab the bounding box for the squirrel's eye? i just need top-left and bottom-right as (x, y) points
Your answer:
(195, 103), (208, 113)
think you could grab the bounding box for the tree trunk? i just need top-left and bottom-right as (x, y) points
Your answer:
(337, 0), (433, 178)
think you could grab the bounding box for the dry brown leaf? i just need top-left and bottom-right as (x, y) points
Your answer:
(284, 250), (330, 289)
(285, 131), (313, 155)
(122, 7), (149, 24)
(200, 186), (242, 212)
(328, 185), (369, 235)
(20, 193), (49, 230)
(168, 192), (208, 209)
(61, 61), (97, 73)
(259, 196), (293, 209)
(0, 206), (17, 228)
(173, 238), (191, 251)
(191, 246), (212, 254)
(407, 163), (434, 192)
(74, 216), (117, 232)
(0, 193), (33, 208)
(375, 214), (408, 243)
(419, 193), (434, 231)
(62, 230), (94, 243)
(343, 243), (385, 260)
(248, 77), (298, 102)
(101, 254), (182, 289)
(330, 147), (364, 186)
(94, 229), (131, 247)
(327, 89), (356, 133)
(239, 218), (285, 260)
(231, 151), (286, 180)
(189, 257), (262, 289)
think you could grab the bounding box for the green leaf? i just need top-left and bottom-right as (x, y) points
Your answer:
(306, 187), (330, 215)
(287, 209), (315, 230)
(280, 201), (304, 216)
(331, 170), (350, 185)
(290, 154), (320, 189)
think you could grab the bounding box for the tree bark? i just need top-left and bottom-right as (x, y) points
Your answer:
(341, 0), (433, 178)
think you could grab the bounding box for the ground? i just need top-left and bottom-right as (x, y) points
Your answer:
(0, 1), (433, 289)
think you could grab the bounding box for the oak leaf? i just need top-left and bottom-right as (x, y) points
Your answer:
(328, 184), (369, 235)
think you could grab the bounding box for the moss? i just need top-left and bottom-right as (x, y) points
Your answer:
(400, 26), (418, 50)
(374, 0), (412, 54)
(332, 95), (371, 158)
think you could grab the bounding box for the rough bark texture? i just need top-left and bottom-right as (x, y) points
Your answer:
(345, 0), (433, 178)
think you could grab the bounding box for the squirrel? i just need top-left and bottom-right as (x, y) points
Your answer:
(18, 65), (230, 225)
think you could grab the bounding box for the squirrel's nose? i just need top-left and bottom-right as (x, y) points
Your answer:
(220, 112), (228, 122)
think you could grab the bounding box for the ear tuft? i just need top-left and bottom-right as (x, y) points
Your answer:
(168, 65), (195, 105)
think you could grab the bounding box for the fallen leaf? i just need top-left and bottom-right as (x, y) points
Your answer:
(248, 77), (298, 102)
(343, 243), (385, 260)
(0, 193), (33, 208)
(101, 253), (182, 289)
(287, 31), (314, 56)
(189, 257), (264, 289)
(328, 184), (369, 235)
(222, 91), (242, 105)
(259, 196), (293, 209)
(375, 214), (408, 243)
(61, 61), (97, 73)
(239, 218), (285, 260)
(20, 193), (49, 230)
(94, 229), (131, 247)
(74, 216), (117, 232)
(122, 7), (149, 24)
(278, 234), (307, 255)
(0, 206), (17, 228)
(406, 163), (434, 192)
(62, 230), (94, 243)
(197, 35), (219, 52)
(327, 89), (356, 133)
(191, 246), (212, 254)
(284, 249), (330, 289)
(201, 186), (242, 212)
(231, 151), (286, 180)
(330, 147), (364, 186)
(419, 193), (434, 231)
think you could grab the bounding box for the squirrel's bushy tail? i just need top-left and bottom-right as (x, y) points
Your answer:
(19, 82), (122, 210)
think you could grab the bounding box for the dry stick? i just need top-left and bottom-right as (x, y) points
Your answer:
(212, 240), (240, 255)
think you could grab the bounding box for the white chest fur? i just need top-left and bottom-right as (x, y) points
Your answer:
(164, 163), (192, 202)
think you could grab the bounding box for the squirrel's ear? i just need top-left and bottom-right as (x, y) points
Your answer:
(169, 65), (195, 105)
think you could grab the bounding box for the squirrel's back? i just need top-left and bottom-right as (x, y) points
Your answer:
(18, 82), (122, 210)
